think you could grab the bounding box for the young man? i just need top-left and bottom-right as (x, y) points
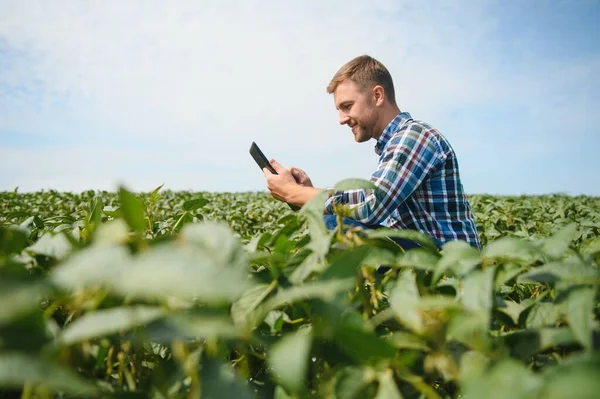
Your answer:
(263, 55), (481, 250)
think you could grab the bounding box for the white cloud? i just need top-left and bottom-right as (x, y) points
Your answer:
(0, 0), (597, 193)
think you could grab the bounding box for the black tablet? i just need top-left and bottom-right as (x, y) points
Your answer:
(249, 142), (300, 211)
(249, 142), (276, 174)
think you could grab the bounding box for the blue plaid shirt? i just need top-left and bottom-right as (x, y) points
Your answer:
(324, 111), (481, 249)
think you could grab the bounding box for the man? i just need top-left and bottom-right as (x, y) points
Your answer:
(263, 55), (481, 250)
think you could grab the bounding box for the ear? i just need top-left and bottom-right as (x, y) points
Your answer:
(372, 85), (385, 106)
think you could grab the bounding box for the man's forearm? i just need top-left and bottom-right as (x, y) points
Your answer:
(286, 185), (327, 208)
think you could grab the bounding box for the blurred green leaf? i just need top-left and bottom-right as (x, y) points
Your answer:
(526, 302), (565, 329)
(320, 246), (372, 280)
(390, 270), (422, 334)
(58, 306), (165, 346)
(566, 287), (596, 350)
(375, 370), (403, 399)
(200, 356), (252, 399)
(118, 186), (146, 233)
(231, 283), (276, 328)
(395, 248), (440, 271)
(461, 266), (495, 326)
(334, 367), (375, 399)
(334, 178), (377, 191)
(180, 221), (249, 270)
(518, 260), (600, 285)
(538, 353), (600, 399)
(0, 353), (99, 396)
(435, 240), (481, 281)
(0, 281), (52, 324)
(461, 359), (542, 399)
(50, 244), (130, 290)
(365, 228), (439, 252)
(501, 327), (580, 359)
(537, 222), (578, 259)
(268, 330), (312, 394)
(0, 226), (28, 255)
(26, 232), (72, 260)
(483, 237), (538, 262)
(111, 244), (254, 304)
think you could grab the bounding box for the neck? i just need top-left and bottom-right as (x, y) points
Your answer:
(372, 104), (401, 140)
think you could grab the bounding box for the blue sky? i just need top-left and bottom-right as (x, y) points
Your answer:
(0, 0), (599, 195)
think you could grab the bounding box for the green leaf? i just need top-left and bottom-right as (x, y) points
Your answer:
(334, 325), (397, 363)
(118, 186), (146, 233)
(89, 196), (104, 226)
(395, 248), (440, 271)
(501, 327), (579, 359)
(149, 183), (165, 202)
(111, 244), (254, 304)
(183, 197), (208, 212)
(495, 299), (526, 325)
(365, 228), (439, 252)
(26, 232), (72, 260)
(334, 178), (377, 191)
(298, 190), (335, 262)
(274, 385), (294, 399)
(390, 270), (422, 334)
(386, 332), (430, 352)
(50, 244), (131, 290)
(537, 222), (578, 259)
(200, 356), (252, 399)
(446, 312), (491, 353)
(566, 287), (596, 350)
(92, 219), (130, 245)
(525, 302), (565, 329)
(257, 279), (355, 321)
(58, 306), (165, 346)
(334, 367), (375, 399)
(539, 353), (600, 399)
(459, 351), (489, 381)
(0, 353), (99, 396)
(375, 370), (403, 399)
(145, 313), (240, 342)
(461, 359), (542, 399)
(461, 266), (495, 326)
(483, 237), (538, 262)
(0, 281), (53, 324)
(180, 221), (249, 270)
(434, 240), (481, 281)
(0, 226), (29, 255)
(268, 330), (312, 394)
(580, 236), (600, 259)
(319, 246), (372, 280)
(231, 283), (276, 329)
(289, 251), (324, 283)
(518, 260), (600, 285)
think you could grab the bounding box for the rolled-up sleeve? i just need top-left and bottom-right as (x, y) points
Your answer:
(324, 124), (446, 225)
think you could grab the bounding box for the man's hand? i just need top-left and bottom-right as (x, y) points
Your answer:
(263, 159), (298, 203)
(289, 167), (313, 187)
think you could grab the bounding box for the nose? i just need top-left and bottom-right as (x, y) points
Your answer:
(338, 111), (350, 125)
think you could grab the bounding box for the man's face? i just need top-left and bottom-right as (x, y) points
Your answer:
(333, 80), (380, 143)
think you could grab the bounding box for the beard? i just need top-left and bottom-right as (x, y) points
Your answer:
(352, 108), (379, 142)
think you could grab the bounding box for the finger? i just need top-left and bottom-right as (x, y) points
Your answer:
(269, 159), (287, 174)
(262, 166), (274, 176)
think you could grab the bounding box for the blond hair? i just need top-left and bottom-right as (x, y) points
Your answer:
(326, 55), (396, 105)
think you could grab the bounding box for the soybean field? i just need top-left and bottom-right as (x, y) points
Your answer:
(0, 183), (599, 398)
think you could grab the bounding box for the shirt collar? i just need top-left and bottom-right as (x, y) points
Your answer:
(374, 111), (413, 155)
